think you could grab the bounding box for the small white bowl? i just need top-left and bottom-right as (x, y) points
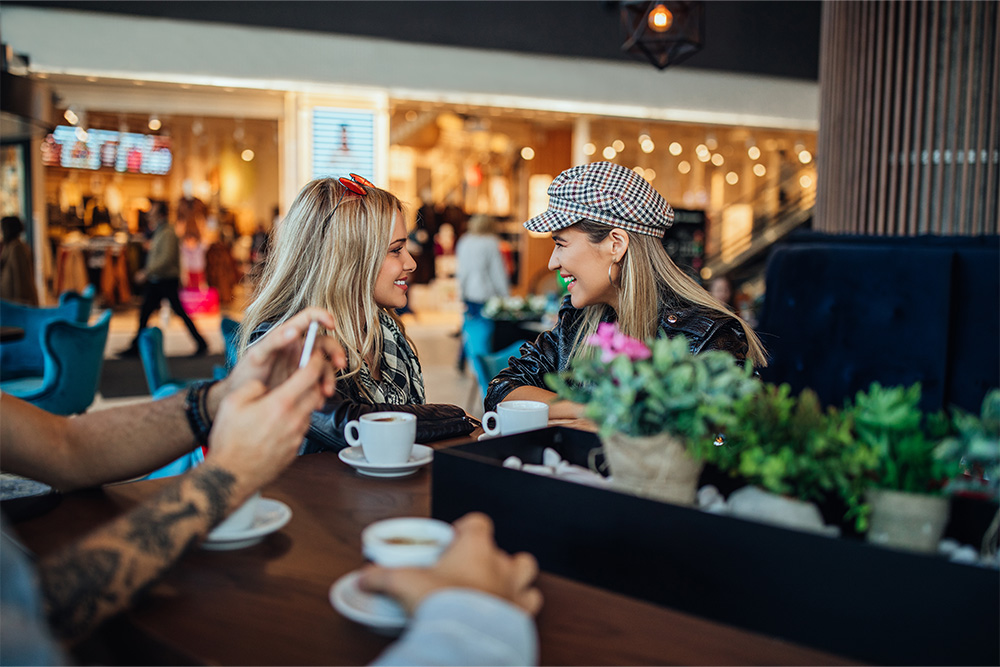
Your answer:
(361, 517), (454, 568)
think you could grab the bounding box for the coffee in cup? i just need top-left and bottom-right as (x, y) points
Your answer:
(344, 411), (417, 465)
(361, 517), (454, 567)
(482, 400), (549, 436)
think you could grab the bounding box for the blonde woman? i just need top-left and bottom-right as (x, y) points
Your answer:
(485, 161), (766, 418)
(240, 175), (473, 453)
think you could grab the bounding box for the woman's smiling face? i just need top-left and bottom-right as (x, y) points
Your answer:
(547, 225), (617, 309)
(373, 212), (417, 309)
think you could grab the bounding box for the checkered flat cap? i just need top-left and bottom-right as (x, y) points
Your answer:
(524, 161), (674, 238)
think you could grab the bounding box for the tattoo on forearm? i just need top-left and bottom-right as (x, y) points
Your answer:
(41, 548), (120, 640)
(192, 467), (237, 526)
(39, 464), (241, 641)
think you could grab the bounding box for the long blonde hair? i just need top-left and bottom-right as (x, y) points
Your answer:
(570, 220), (767, 367)
(239, 177), (412, 391)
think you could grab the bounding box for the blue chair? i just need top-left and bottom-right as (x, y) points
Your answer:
(0, 285), (95, 381)
(138, 327), (204, 396)
(472, 340), (527, 400)
(0, 309), (111, 415)
(221, 316), (241, 371)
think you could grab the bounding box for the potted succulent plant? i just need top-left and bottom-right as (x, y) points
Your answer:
(545, 323), (760, 505)
(717, 383), (879, 534)
(849, 382), (959, 553)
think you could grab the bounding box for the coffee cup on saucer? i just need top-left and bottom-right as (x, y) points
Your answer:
(344, 412), (417, 465)
(482, 400), (549, 436)
(361, 517), (454, 568)
(215, 492), (261, 534)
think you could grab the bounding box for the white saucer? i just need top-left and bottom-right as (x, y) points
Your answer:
(202, 498), (292, 550)
(329, 570), (408, 633)
(338, 444), (433, 478)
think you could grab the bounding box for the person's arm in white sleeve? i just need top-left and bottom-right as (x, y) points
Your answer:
(359, 513), (542, 667)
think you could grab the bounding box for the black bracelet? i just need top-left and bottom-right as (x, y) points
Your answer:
(185, 379), (219, 447)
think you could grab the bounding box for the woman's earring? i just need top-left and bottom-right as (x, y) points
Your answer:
(608, 261), (618, 287)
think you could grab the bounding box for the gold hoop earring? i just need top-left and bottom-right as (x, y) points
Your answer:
(608, 261), (618, 287)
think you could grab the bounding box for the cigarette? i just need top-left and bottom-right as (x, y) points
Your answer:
(298, 320), (319, 368)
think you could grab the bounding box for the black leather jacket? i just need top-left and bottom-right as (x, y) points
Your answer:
(484, 294), (749, 412)
(249, 322), (474, 454)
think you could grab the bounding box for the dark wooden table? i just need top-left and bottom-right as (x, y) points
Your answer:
(0, 326), (25, 343)
(11, 446), (856, 666)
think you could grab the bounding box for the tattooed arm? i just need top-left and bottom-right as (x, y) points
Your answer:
(0, 308), (344, 491)
(36, 338), (337, 643)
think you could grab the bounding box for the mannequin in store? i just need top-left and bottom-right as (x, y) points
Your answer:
(176, 179), (208, 239)
(1, 216), (39, 305)
(238, 176), (475, 454)
(485, 161), (767, 418)
(118, 202), (208, 357)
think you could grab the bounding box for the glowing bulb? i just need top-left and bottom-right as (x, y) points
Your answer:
(643, 169), (656, 181)
(697, 151), (710, 163)
(241, 149), (255, 162)
(726, 171), (739, 185)
(753, 164), (767, 177)
(521, 146), (535, 160)
(148, 116), (162, 131)
(711, 153), (724, 166)
(584, 142), (596, 156)
(405, 110), (417, 122)
(603, 146), (617, 159)
(748, 146), (761, 160)
(668, 142), (682, 156)
(75, 127), (88, 142)
(798, 149), (813, 164)
(678, 160), (691, 174)
(648, 3), (673, 32)
(64, 109), (79, 125)
(638, 134), (651, 143)
(799, 174), (813, 188)
(641, 139), (655, 153)
(706, 137), (718, 150)
(612, 139), (625, 152)
(633, 166), (645, 176)
(695, 144), (709, 156)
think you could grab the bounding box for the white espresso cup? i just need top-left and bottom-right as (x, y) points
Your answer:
(362, 517), (455, 568)
(344, 412), (417, 465)
(214, 492), (261, 534)
(482, 400), (549, 436)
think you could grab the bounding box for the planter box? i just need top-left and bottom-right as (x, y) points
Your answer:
(431, 427), (999, 666)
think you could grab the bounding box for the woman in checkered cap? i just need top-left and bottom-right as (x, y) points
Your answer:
(239, 176), (474, 453)
(485, 161), (766, 419)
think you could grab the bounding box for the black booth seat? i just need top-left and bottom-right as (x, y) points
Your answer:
(757, 233), (999, 413)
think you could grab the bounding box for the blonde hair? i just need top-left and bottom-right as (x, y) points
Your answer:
(239, 177), (412, 395)
(569, 220), (767, 367)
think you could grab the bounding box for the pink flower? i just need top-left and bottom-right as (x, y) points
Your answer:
(586, 322), (651, 363)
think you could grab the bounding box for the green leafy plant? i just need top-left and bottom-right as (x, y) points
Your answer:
(544, 323), (760, 464)
(719, 383), (879, 530)
(935, 389), (1000, 501)
(483, 295), (548, 321)
(848, 382), (958, 495)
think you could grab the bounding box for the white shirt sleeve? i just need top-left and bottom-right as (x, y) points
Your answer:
(371, 588), (538, 666)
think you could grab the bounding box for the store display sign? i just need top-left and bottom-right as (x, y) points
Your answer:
(42, 125), (172, 175)
(661, 208), (706, 279)
(311, 108), (375, 180)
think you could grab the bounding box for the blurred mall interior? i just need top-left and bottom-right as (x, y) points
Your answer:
(1, 1), (823, 325)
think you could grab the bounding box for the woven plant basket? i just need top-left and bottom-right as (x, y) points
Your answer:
(601, 430), (704, 506)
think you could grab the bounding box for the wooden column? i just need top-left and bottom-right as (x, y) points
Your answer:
(816, 0), (999, 235)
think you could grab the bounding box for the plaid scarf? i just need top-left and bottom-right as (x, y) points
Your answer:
(356, 311), (426, 405)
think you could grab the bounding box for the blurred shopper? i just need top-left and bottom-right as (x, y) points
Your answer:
(455, 214), (510, 368)
(0, 216), (38, 305)
(707, 275), (735, 312)
(118, 202), (208, 357)
(239, 176), (473, 453)
(409, 191), (438, 285)
(486, 162), (767, 417)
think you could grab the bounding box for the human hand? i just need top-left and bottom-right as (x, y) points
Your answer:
(358, 512), (543, 617)
(204, 354), (330, 504)
(208, 308), (345, 420)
